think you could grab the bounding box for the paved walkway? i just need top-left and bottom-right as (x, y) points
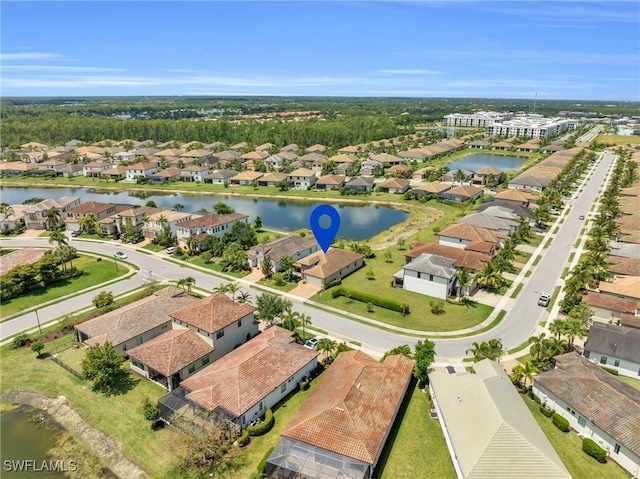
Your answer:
(289, 282), (322, 299)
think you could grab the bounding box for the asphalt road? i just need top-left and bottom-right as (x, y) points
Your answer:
(0, 150), (613, 358)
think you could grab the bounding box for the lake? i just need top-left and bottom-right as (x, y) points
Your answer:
(448, 153), (526, 172)
(0, 186), (410, 241)
(1, 407), (66, 478)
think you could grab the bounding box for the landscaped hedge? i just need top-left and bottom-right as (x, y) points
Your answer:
(552, 413), (570, 432)
(237, 429), (250, 447)
(582, 438), (607, 463)
(331, 287), (410, 314)
(600, 366), (619, 376)
(256, 446), (275, 476)
(539, 405), (554, 418)
(324, 279), (342, 290)
(246, 409), (274, 436)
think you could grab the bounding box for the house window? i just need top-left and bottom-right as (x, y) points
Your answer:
(188, 364), (196, 374)
(583, 350), (590, 359)
(429, 274), (434, 281)
(131, 359), (144, 370)
(614, 443), (620, 454)
(136, 337), (143, 345)
(600, 356), (608, 365)
(614, 360), (620, 367)
(201, 356), (210, 366)
(281, 383), (286, 393)
(238, 319), (242, 328)
(216, 329), (224, 339)
(259, 401), (263, 411)
(417, 272), (421, 279)
(578, 416), (586, 427)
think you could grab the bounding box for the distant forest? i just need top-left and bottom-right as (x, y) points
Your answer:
(2, 96), (638, 148)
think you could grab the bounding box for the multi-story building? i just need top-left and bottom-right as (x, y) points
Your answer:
(443, 111), (513, 127)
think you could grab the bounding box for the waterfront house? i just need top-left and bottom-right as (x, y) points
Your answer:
(176, 213), (249, 247)
(378, 177), (410, 194)
(344, 176), (375, 193)
(247, 235), (319, 272)
(125, 161), (158, 182)
(296, 248), (364, 287)
(315, 174), (346, 191)
(287, 168), (316, 188)
(24, 196), (81, 230)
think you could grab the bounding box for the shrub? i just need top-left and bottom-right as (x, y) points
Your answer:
(237, 429), (251, 447)
(246, 409), (275, 436)
(539, 405), (554, 417)
(552, 413), (570, 432)
(582, 438), (607, 463)
(330, 287), (410, 314)
(142, 397), (161, 421)
(256, 446), (275, 476)
(528, 389), (541, 403)
(600, 366), (619, 376)
(13, 333), (30, 348)
(324, 279), (342, 290)
(299, 379), (310, 391)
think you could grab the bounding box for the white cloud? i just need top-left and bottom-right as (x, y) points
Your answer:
(1, 65), (125, 72)
(0, 52), (60, 61)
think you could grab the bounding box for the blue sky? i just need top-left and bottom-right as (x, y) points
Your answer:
(1, 1), (638, 100)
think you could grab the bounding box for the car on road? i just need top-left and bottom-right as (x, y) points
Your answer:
(537, 292), (551, 307)
(304, 336), (321, 350)
(578, 215), (585, 220)
(113, 251), (127, 260)
(166, 246), (177, 254)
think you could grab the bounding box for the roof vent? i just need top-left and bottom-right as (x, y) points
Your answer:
(356, 383), (361, 389)
(335, 407), (344, 412)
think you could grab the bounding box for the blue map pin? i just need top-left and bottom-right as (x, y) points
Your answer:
(310, 204), (341, 253)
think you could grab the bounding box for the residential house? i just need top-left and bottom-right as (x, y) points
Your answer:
(583, 322), (640, 378)
(344, 176), (375, 193)
(255, 143), (274, 153)
(609, 242), (640, 260)
(64, 201), (121, 232)
(398, 149), (430, 162)
(330, 153), (357, 164)
(240, 150), (269, 163)
(179, 165), (210, 183)
(410, 181), (452, 198)
(476, 201), (535, 224)
(606, 256), (640, 277)
(229, 142), (248, 152)
(582, 291), (638, 323)
(113, 151), (136, 164)
(296, 248), (364, 287)
(406, 242), (492, 271)
(229, 171), (263, 186)
(267, 351), (413, 479)
(161, 326), (318, 429)
(280, 144), (298, 153)
(24, 196), (81, 230)
(75, 287), (197, 353)
(359, 159), (383, 177)
(264, 152), (297, 170)
(0, 162), (39, 177)
(412, 166), (437, 181)
(370, 153), (404, 164)
(142, 210), (197, 240)
(492, 188), (540, 207)
(598, 276), (640, 302)
(439, 185), (483, 202)
(393, 253), (457, 299)
(176, 213), (249, 247)
(378, 178), (410, 194)
(533, 353), (640, 477)
(437, 223), (503, 253)
(297, 153), (327, 168)
(125, 161), (158, 181)
(204, 169), (236, 185)
(101, 166), (127, 181)
(458, 212), (518, 236)
(305, 144), (326, 153)
(385, 164), (412, 178)
(442, 169), (474, 183)
(429, 360), (570, 479)
(0, 204), (29, 234)
(99, 206), (162, 236)
(149, 168), (181, 184)
(247, 236), (319, 272)
(82, 161), (111, 178)
(468, 139), (491, 149)
(472, 166), (504, 186)
(257, 172), (288, 187)
(315, 174), (345, 191)
(287, 168), (316, 188)
(337, 145), (360, 155)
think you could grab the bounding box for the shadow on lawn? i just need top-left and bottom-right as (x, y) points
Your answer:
(92, 372), (140, 397)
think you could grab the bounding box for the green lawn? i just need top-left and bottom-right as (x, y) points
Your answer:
(1, 335), (174, 477)
(617, 375), (640, 391)
(514, 250), (533, 263)
(595, 134), (640, 145)
(522, 395), (629, 479)
(526, 234), (545, 248)
(0, 255), (129, 318)
(228, 371), (325, 479)
(258, 278), (298, 293)
(378, 384), (456, 479)
(181, 256), (246, 278)
(56, 345), (87, 372)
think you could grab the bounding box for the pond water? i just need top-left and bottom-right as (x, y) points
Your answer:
(448, 153), (526, 172)
(1, 407), (66, 478)
(1, 186), (409, 241)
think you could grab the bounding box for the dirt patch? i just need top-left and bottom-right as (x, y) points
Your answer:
(4, 389), (150, 479)
(369, 206), (444, 250)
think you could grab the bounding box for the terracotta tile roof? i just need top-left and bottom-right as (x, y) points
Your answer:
(621, 314), (640, 329)
(151, 168), (181, 178)
(69, 201), (114, 215)
(535, 353), (640, 457)
(583, 291), (637, 314)
(0, 248), (46, 276)
(465, 241), (498, 254)
(407, 242), (491, 271)
(124, 161), (158, 170)
(370, 153), (404, 163)
(283, 351), (413, 465)
(181, 326), (319, 415)
(240, 151), (269, 160)
(170, 293), (255, 333)
(178, 213), (248, 230)
(606, 256), (640, 276)
(439, 223), (501, 244)
(316, 174), (345, 185)
(301, 249), (364, 280)
(76, 287), (196, 348)
(127, 329), (213, 376)
(387, 164), (411, 173)
(378, 178), (410, 189)
(598, 276), (640, 300)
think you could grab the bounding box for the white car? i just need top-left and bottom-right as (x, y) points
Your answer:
(304, 337), (321, 349)
(166, 246), (177, 254)
(538, 292), (551, 307)
(113, 251), (127, 260)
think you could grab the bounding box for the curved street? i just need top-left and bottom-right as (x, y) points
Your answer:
(0, 151), (614, 360)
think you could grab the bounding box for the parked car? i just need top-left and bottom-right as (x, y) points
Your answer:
(304, 336), (321, 350)
(113, 251), (127, 260)
(71, 229), (82, 237)
(537, 292), (551, 307)
(131, 236), (143, 244)
(578, 215), (585, 220)
(166, 246), (177, 254)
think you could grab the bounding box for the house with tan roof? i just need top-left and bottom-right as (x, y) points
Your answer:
(315, 174), (345, 190)
(0, 204), (29, 234)
(430, 359), (570, 479)
(100, 166), (127, 181)
(176, 213), (249, 247)
(378, 177), (410, 194)
(255, 143), (274, 153)
(533, 353), (640, 477)
(607, 256), (640, 277)
(155, 148), (187, 157)
(25, 196), (82, 230)
(160, 325), (318, 429)
(179, 164), (210, 182)
(125, 161), (158, 181)
(337, 145), (359, 155)
(64, 202), (122, 232)
(329, 153), (356, 164)
(370, 152), (404, 164)
(247, 235), (319, 272)
(582, 291), (638, 322)
(440, 185), (483, 202)
(280, 144), (298, 153)
(257, 172), (288, 187)
(149, 167), (181, 184)
(240, 150), (269, 162)
(296, 248), (364, 287)
(472, 166), (504, 186)
(493, 188), (539, 206)
(288, 168), (316, 188)
(598, 276), (640, 301)
(438, 223), (503, 251)
(583, 322), (640, 378)
(82, 161), (111, 178)
(407, 242), (492, 270)
(99, 206), (162, 237)
(229, 171), (263, 185)
(458, 212), (518, 236)
(305, 144), (326, 153)
(267, 350), (413, 479)
(229, 142), (248, 151)
(0, 162), (40, 177)
(76, 287), (197, 353)
(142, 210), (198, 240)
(410, 181), (452, 197)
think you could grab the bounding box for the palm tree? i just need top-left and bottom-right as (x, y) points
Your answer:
(281, 311), (300, 332)
(511, 361), (540, 390)
(237, 291), (252, 304)
(563, 317), (588, 349)
(45, 207), (62, 230)
(486, 338), (504, 362)
(542, 337), (568, 358)
(298, 313), (312, 340)
(48, 229), (68, 248)
(225, 283), (240, 301)
(516, 216), (532, 240)
(549, 319), (566, 340)
(466, 341), (490, 362)
(212, 283), (229, 294)
(456, 268), (473, 299)
(183, 276), (196, 295)
(529, 332), (547, 362)
(476, 262), (503, 290)
(317, 338), (337, 360)
(79, 213), (98, 234)
(186, 235), (199, 255)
